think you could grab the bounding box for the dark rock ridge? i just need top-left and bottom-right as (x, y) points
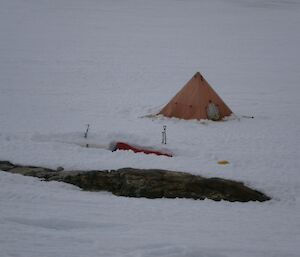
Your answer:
(0, 161), (270, 202)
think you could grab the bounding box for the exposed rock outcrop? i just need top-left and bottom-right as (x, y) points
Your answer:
(0, 161), (270, 202)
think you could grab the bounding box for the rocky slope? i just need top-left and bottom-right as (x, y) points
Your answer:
(0, 161), (270, 202)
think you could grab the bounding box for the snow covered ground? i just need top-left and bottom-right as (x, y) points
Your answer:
(0, 0), (300, 256)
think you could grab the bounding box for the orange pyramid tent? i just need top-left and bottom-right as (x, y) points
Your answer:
(158, 72), (233, 121)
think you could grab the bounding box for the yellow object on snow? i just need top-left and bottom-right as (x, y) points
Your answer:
(218, 160), (230, 165)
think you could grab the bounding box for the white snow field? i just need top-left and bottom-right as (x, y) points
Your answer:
(0, 0), (300, 256)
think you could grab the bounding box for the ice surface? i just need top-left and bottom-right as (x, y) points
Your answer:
(0, 0), (300, 256)
(1, 171), (299, 257)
